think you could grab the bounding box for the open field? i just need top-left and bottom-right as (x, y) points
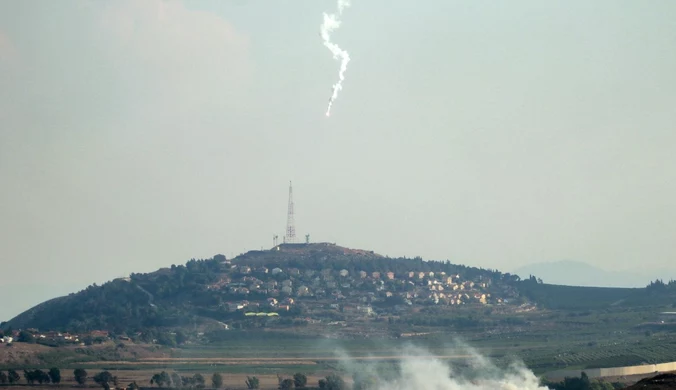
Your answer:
(3, 304), (676, 390)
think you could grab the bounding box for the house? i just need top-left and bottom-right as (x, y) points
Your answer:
(297, 286), (310, 296)
(282, 297), (295, 305)
(371, 272), (381, 279)
(417, 272), (425, 279)
(288, 268), (301, 276)
(359, 271), (368, 279)
(339, 269), (349, 277)
(281, 286), (293, 294)
(357, 305), (373, 315)
(239, 266), (251, 274)
(386, 272), (395, 280)
(408, 271), (415, 279)
(256, 266), (269, 274)
(267, 297), (278, 306)
(271, 267), (283, 275)
(281, 279), (293, 287)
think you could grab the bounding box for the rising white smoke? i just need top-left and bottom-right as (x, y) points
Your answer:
(320, 0), (351, 117)
(331, 343), (550, 390)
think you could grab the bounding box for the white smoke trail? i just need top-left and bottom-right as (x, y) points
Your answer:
(332, 343), (549, 390)
(320, 0), (351, 117)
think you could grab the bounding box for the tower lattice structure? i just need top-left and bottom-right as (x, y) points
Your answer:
(285, 181), (296, 243)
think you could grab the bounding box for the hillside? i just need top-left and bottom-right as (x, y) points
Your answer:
(5, 243), (675, 343)
(3, 243), (519, 336)
(516, 277), (676, 310)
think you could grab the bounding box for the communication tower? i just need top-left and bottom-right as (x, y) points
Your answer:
(285, 181), (296, 243)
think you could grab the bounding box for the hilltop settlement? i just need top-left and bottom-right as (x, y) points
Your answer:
(3, 243), (537, 342)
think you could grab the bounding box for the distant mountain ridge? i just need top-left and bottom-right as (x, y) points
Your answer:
(514, 260), (675, 288)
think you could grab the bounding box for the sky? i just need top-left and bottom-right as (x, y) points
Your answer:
(1, 0), (675, 320)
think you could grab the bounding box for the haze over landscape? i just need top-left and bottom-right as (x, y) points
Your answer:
(1, 0), (676, 368)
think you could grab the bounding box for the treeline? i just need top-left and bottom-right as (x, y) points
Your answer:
(147, 371), (347, 390)
(0, 368), (61, 385)
(541, 372), (624, 390)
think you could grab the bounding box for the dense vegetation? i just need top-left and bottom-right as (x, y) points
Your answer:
(518, 277), (676, 309)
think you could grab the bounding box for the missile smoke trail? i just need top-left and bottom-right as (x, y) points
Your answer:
(320, 0), (351, 117)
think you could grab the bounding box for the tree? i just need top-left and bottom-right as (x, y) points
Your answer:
(7, 370), (20, 384)
(37, 370), (50, 384)
(171, 372), (183, 387)
(211, 373), (223, 389)
(150, 371), (171, 387)
(293, 373), (307, 388)
(245, 376), (260, 389)
(0, 371), (7, 384)
(24, 369), (49, 385)
(279, 378), (294, 390)
(49, 367), (61, 384)
(192, 373), (205, 389)
(171, 372), (182, 387)
(7, 370), (21, 384)
(93, 371), (115, 390)
(18, 330), (34, 343)
(175, 330), (187, 345)
(24, 370), (34, 384)
(74, 369), (88, 385)
(323, 374), (346, 390)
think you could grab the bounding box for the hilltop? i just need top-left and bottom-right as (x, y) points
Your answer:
(4, 243), (521, 337)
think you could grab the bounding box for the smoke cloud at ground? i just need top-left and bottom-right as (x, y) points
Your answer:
(329, 341), (549, 390)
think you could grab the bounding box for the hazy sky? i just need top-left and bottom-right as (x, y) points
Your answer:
(1, 0), (675, 320)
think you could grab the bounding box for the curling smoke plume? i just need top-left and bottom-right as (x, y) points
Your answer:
(321, 0), (351, 117)
(332, 343), (549, 390)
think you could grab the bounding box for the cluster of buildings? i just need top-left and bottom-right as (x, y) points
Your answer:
(208, 263), (514, 316)
(0, 329), (111, 345)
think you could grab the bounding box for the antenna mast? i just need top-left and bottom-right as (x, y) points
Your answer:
(285, 181), (296, 243)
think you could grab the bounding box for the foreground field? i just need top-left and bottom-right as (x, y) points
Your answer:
(3, 304), (676, 390)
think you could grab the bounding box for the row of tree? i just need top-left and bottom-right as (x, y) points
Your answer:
(148, 371), (347, 390)
(541, 372), (624, 390)
(1, 367), (352, 390)
(0, 368), (60, 385)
